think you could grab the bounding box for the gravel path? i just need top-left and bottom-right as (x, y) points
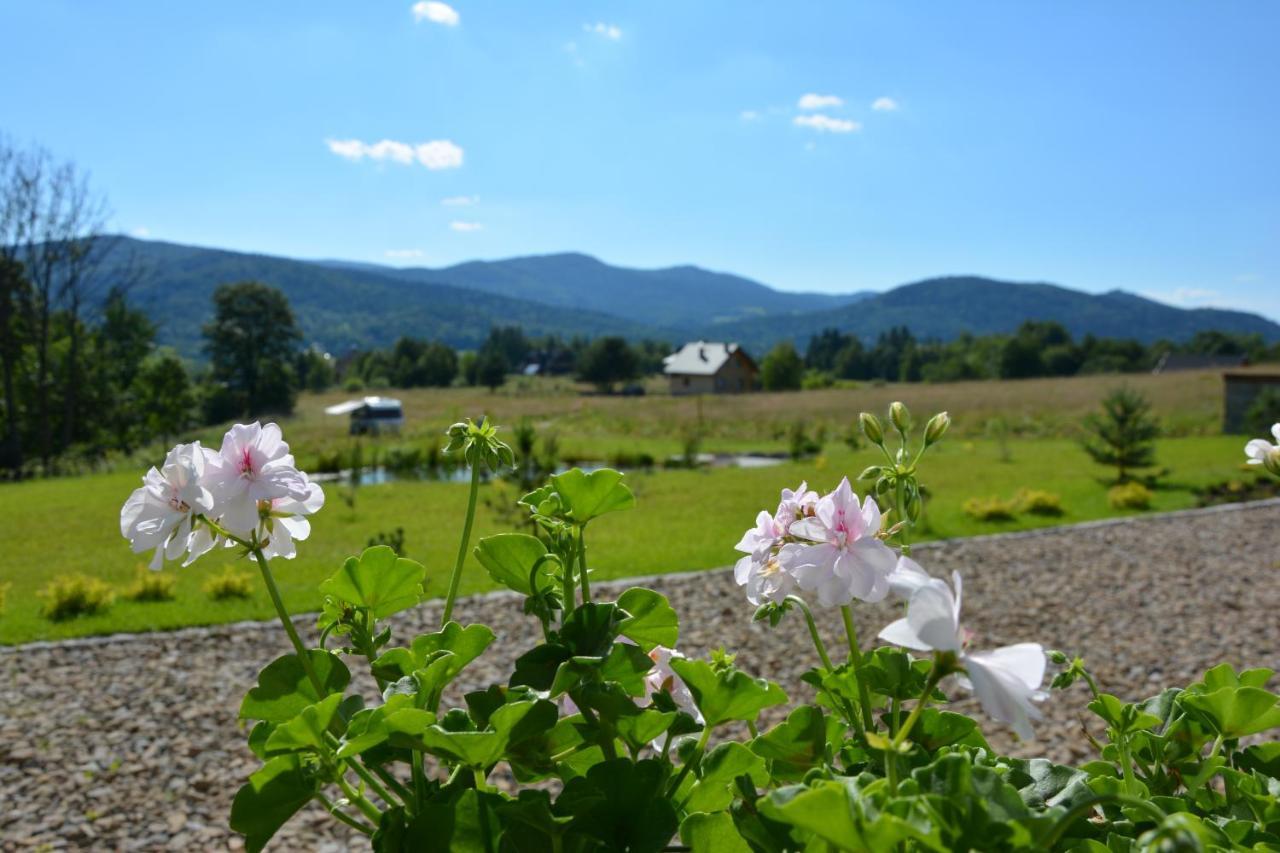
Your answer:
(3, 500), (1278, 851)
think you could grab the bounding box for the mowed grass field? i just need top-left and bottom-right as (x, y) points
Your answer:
(0, 367), (1270, 644)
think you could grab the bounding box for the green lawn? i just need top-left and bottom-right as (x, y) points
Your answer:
(0, 433), (1262, 645)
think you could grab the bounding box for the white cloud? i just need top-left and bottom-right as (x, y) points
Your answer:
(793, 114), (860, 133)
(450, 221), (483, 232)
(1236, 272), (1261, 283)
(130, 226), (150, 238)
(798, 93), (843, 110)
(412, 1), (459, 26)
(385, 249), (426, 260)
(739, 110), (761, 121)
(441, 194), (479, 206)
(1142, 287), (1222, 307)
(325, 138), (464, 170)
(872, 96), (899, 112)
(584, 22), (622, 40)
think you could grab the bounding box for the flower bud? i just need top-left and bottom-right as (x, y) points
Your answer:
(1046, 650), (1069, 665)
(924, 411), (951, 446)
(859, 412), (885, 446)
(889, 402), (912, 434)
(857, 465), (883, 481)
(905, 489), (922, 522)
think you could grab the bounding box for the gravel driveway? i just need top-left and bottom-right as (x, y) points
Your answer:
(3, 500), (1278, 851)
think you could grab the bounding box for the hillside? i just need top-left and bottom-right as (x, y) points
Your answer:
(344, 252), (871, 328)
(715, 276), (1280, 350)
(104, 239), (662, 355)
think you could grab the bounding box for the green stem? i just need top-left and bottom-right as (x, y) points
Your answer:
(441, 463), (482, 626)
(667, 726), (712, 798)
(323, 734), (401, 809)
(786, 595), (863, 739)
(315, 793), (376, 836)
(840, 605), (876, 733)
(251, 546), (322, 694)
(577, 527), (591, 603)
(338, 776), (384, 824)
(1037, 793), (1166, 849)
(895, 478), (911, 556)
(1116, 732), (1140, 797)
(473, 766), (489, 791)
(890, 664), (944, 751)
(371, 764), (414, 807)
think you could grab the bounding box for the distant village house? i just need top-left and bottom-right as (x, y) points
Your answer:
(663, 341), (759, 395)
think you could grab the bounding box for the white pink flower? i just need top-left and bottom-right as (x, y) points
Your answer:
(120, 442), (217, 569)
(878, 572), (1047, 739)
(886, 555), (932, 601)
(646, 645), (703, 724)
(1245, 423), (1280, 467)
(258, 473), (326, 560)
(788, 477), (896, 607)
(203, 422), (311, 535)
(775, 481), (819, 534)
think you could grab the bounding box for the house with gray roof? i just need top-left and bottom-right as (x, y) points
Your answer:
(663, 341), (759, 395)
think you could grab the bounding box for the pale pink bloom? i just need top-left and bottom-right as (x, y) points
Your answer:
(886, 555), (932, 601)
(789, 477), (896, 606)
(204, 422), (310, 535)
(878, 572), (1047, 739)
(1244, 423), (1280, 465)
(775, 481), (819, 534)
(735, 543), (801, 606)
(646, 645), (703, 725)
(120, 442), (217, 569)
(258, 475), (326, 559)
(734, 510), (783, 563)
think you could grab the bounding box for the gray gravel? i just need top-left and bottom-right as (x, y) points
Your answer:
(2, 500), (1278, 851)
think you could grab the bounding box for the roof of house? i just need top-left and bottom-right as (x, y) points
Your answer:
(662, 341), (754, 376)
(323, 396), (403, 416)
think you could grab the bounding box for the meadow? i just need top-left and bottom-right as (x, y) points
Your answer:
(0, 368), (1270, 645)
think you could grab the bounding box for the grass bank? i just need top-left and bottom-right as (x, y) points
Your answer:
(0, 434), (1261, 645)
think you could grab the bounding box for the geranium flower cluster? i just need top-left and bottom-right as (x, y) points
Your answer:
(734, 477), (896, 608)
(735, 477), (1047, 739)
(120, 422), (324, 569)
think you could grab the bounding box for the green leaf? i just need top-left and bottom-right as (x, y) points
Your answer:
(550, 468), (635, 523)
(510, 643), (573, 691)
(761, 778), (918, 851)
(1238, 741), (1280, 777)
(474, 533), (550, 595)
(615, 709), (678, 752)
(680, 812), (753, 853)
(372, 789), (506, 853)
(372, 622), (495, 683)
(669, 658), (787, 727)
(318, 546), (425, 619)
(240, 651), (351, 723)
(230, 755), (319, 853)
(264, 694), (343, 755)
(1087, 693), (1163, 735)
(338, 695), (435, 758)
(616, 587), (679, 651)
(904, 708), (991, 752)
(558, 602), (622, 656)
(558, 758), (677, 852)
(685, 742), (769, 812)
(750, 705), (829, 782)
(1179, 685), (1280, 738)
(418, 700), (556, 768)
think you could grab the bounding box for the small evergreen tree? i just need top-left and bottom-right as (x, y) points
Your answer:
(761, 341), (804, 391)
(576, 336), (640, 393)
(1081, 387), (1160, 482)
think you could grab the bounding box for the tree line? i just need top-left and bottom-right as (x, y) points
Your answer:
(756, 322), (1280, 390)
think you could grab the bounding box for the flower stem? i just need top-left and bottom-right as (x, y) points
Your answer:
(667, 725), (712, 798)
(840, 605), (876, 733)
(338, 776), (384, 825)
(576, 527), (591, 603)
(890, 663), (945, 751)
(315, 793), (376, 836)
(251, 546), (322, 694)
(1037, 794), (1166, 849)
(441, 462), (482, 626)
(786, 595), (863, 740)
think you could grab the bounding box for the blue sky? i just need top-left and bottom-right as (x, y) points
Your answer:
(2, 2), (1278, 319)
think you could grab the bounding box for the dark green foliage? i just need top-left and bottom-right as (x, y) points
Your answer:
(202, 281), (302, 417)
(761, 341), (804, 391)
(576, 336), (640, 393)
(1245, 387), (1280, 437)
(474, 347), (509, 391)
(1082, 387), (1161, 482)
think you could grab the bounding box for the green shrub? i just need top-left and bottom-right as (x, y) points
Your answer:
(204, 567), (254, 600)
(124, 567), (178, 602)
(1015, 488), (1064, 516)
(1108, 481), (1153, 510)
(962, 495), (1018, 521)
(39, 573), (115, 621)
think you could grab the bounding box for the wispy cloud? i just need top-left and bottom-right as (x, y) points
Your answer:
(739, 110), (761, 121)
(793, 114), (860, 134)
(441, 195), (479, 206)
(871, 96), (899, 112)
(798, 93), (843, 110)
(130, 226), (150, 238)
(450, 221), (483, 232)
(412, 1), (459, 26)
(326, 138), (464, 170)
(385, 249), (426, 260)
(584, 22), (622, 40)
(1142, 287), (1222, 307)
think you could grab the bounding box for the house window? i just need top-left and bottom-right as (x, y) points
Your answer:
(682, 376), (690, 387)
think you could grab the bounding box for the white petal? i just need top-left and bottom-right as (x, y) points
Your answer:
(961, 645), (1046, 740)
(1245, 439), (1273, 463)
(887, 556), (931, 600)
(1272, 423), (1280, 443)
(878, 616), (933, 651)
(904, 579), (963, 652)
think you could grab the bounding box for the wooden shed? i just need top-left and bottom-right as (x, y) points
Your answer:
(1223, 370), (1280, 434)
